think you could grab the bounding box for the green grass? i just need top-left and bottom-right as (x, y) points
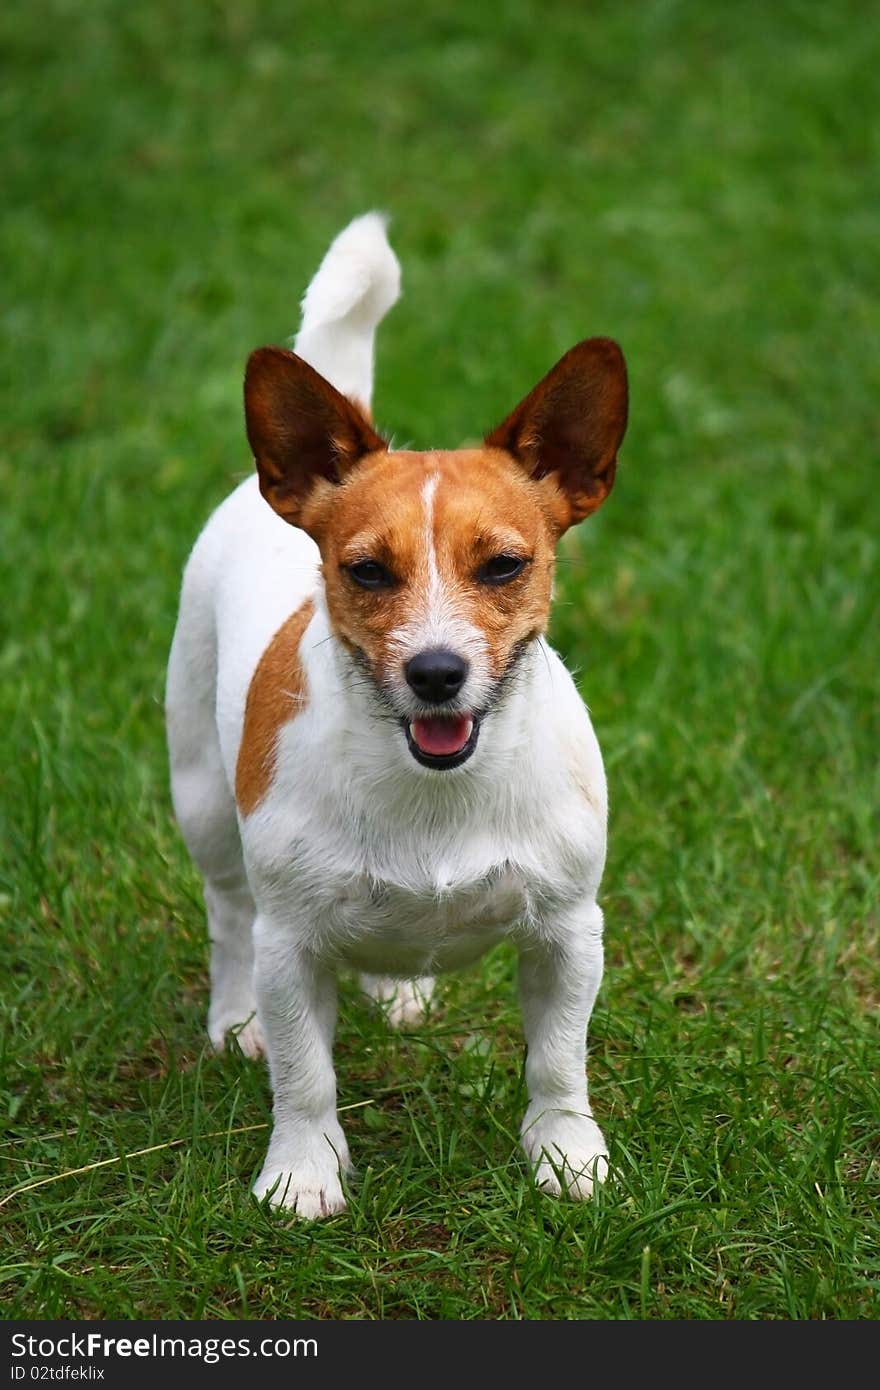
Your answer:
(2, 0), (878, 1320)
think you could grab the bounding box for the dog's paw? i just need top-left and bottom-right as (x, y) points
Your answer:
(253, 1126), (351, 1219)
(208, 1010), (265, 1059)
(253, 1164), (347, 1218)
(360, 974), (435, 1028)
(520, 1106), (609, 1200)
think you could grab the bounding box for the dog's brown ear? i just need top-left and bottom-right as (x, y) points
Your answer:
(245, 347), (387, 531)
(485, 338), (628, 533)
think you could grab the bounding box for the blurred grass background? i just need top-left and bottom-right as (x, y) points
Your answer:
(1, 0), (878, 1319)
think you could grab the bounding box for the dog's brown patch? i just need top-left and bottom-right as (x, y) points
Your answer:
(235, 598), (315, 816)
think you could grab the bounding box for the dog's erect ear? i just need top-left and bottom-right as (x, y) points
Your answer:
(485, 337), (628, 533)
(244, 346), (388, 530)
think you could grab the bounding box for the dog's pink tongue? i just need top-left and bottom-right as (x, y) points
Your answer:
(411, 714), (473, 757)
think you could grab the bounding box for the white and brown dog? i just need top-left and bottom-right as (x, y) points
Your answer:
(166, 213), (628, 1218)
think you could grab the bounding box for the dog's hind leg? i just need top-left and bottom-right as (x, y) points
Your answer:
(360, 974), (435, 1028)
(202, 873), (263, 1058)
(170, 754), (264, 1057)
(167, 593), (264, 1059)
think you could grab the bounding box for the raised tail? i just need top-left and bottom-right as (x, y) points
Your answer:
(292, 212), (401, 417)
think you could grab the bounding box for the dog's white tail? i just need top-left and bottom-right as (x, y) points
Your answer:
(293, 212), (401, 415)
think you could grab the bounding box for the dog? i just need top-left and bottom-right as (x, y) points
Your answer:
(166, 213), (628, 1217)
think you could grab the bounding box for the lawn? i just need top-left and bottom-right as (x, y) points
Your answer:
(1, 0), (878, 1320)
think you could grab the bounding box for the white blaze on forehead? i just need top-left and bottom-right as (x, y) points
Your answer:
(387, 469), (491, 705)
(422, 471), (441, 596)
(418, 470), (471, 647)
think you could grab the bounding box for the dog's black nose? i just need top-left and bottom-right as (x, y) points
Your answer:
(405, 649), (469, 703)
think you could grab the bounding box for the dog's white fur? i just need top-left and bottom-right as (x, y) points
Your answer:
(166, 214), (610, 1217)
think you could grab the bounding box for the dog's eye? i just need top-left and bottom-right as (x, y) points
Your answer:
(478, 554), (528, 585)
(347, 559), (394, 590)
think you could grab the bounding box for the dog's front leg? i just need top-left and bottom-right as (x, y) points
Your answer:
(518, 900), (609, 1199)
(251, 914), (351, 1218)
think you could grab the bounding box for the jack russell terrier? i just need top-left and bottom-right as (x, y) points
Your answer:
(166, 213), (628, 1217)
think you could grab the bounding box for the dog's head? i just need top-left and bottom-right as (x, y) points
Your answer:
(244, 340), (627, 770)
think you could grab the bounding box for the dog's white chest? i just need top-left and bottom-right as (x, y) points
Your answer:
(322, 865), (528, 975)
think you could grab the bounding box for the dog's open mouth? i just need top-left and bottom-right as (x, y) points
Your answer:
(404, 713), (480, 770)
